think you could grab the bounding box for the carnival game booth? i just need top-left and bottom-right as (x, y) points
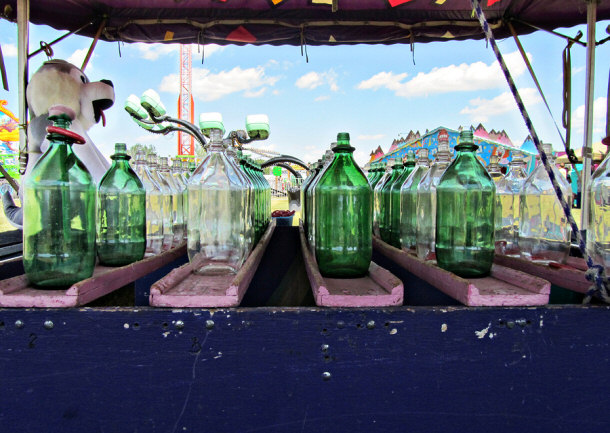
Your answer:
(1, 1), (610, 432)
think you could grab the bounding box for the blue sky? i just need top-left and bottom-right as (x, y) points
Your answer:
(1, 19), (609, 166)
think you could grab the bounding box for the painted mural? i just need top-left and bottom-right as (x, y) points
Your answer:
(371, 125), (536, 173)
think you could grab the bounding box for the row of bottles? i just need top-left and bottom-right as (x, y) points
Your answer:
(134, 151), (190, 257)
(371, 130), (579, 277)
(22, 111), (271, 287)
(187, 129), (271, 276)
(302, 133), (372, 278)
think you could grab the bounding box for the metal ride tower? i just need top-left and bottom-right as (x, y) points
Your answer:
(178, 45), (194, 157)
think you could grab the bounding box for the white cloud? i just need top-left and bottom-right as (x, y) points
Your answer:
(315, 95), (330, 102)
(134, 43), (224, 60)
(459, 88), (542, 123)
(572, 97), (607, 134)
(358, 134), (385, 141)
(159, 66), (280, 101)
(243, 87), (267, 98)
(357, 51), (529, 98)
(295, 70), (338, 92)
(67, 48), (93, 70)
(2, 44), (17, 57)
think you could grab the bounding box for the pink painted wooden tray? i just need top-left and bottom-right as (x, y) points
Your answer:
(149, 220), (276, 307)
(494, 254), (590, 294)
(299, 224), (403, 307)
(0, 243), (187, 307)
(373, 237), (550, 306)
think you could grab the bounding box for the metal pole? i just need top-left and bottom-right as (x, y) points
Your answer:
(17, 0), (29, 174)
(580, 1), (597, 231)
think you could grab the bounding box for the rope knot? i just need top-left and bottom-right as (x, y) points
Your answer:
(584, 265), (610, 304)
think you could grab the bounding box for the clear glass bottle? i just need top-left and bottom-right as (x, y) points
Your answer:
(400, 148), (430, 251)
(486, 154), (504, 182)
(308, 150), (334, 248)
(173, 159), (189, 239)
(23, 112), (96, 287)
(519, 143), (573, 264)
(495, 151), (528, 256)
(387, 151), (416, 248)
(133, 151), (164, 256)
(588, 150), (610, 271)
(315, 133), (372, 277)
(416, 136), (453, 260)
(226, 140), (253, 252)
(159, 156), (185, 246)
(97, 143), (146, 266)
(187, 129), (249, 275)
(373, 161), (392, 237)
(436, 130), (496, 277)
(147, 154), (173, 250)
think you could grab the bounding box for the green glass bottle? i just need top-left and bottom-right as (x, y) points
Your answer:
(367, 162), (379, 184)
(315, 133), (372, 278)
(387, 151), (416, 248)
(96, 143), (146, 266)
(370, 162), (386, 190)
(436, 130), (496, 278)
(373, 161), (392, 237)
(300, 162), (319, 234)
(23, 111), (96, 287)
(399, 148), (430, 251)
(308, 150), (334, 249)
(255, 162), (271, 230)
(378, 158), (403, 242)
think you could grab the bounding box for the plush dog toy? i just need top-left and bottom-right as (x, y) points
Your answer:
(3, 59), (115, 228)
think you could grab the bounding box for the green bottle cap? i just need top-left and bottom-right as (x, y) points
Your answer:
(405, 151), (416, 163)
(115, 143), (127, 154)
(337, 132), (350, 141)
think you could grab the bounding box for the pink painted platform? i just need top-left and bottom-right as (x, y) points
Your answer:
(149, 220), (276, 307)
(0, 243), (187, 307)
(373, 237), (550, 306)
(299, 224), (403, 307)
(494, 254), (590, 294)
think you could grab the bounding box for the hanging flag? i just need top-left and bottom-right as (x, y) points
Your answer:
(226, 26), (257, 43)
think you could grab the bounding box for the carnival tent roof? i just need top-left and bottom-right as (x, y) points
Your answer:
(2, 0), (609, 46)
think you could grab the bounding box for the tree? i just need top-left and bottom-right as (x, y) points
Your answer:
(127, 143), (156, 159)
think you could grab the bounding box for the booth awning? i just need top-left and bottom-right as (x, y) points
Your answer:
(2, 0), (609, 46)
